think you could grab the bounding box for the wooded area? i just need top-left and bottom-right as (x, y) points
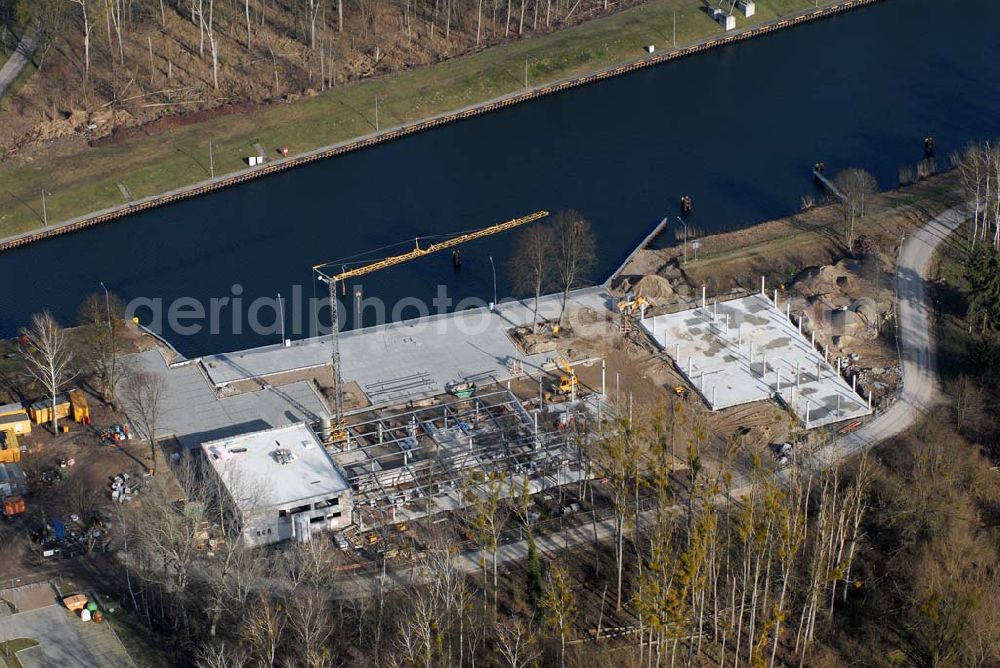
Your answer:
(0, 0), (648, 149)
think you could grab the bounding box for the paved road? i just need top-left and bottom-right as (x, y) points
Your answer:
(0, 30), (37, 100)
(333, 206), (968, 597)
(818, 204), (966, 462)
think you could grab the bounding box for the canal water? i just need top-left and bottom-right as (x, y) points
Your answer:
(1, 0), (999, 356)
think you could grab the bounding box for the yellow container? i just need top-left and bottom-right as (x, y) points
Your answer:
(29, 396), (71, 425)
(0, 411), (31, 436)
(68, 389), (90, 424)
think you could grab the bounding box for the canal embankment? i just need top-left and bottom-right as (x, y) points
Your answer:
(0, 0), (881, 251)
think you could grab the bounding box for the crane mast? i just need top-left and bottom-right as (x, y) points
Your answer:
(313, 210), (549, 439)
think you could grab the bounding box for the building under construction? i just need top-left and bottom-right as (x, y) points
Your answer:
(331, 389), (590, 529)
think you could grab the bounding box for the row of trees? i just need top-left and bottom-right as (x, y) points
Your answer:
(508, 210), (597, 331)
(956, 140), (1000, 248)
(6, 0), (644, 103)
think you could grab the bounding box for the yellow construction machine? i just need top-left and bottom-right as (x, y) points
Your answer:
(617, 292), (648, 316)
(553, 355), (577, 396)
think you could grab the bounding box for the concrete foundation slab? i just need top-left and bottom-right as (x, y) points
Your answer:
(640, 294), (871, 429)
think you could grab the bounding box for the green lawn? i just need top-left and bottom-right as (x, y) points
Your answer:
(0, 0), (849, 239)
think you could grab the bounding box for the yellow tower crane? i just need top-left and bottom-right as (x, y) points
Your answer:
(313, 211), (549, 439)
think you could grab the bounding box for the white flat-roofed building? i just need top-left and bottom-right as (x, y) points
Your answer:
(201, 423), (352, 547)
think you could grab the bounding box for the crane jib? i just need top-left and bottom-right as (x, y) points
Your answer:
(312, 211), (549, 281)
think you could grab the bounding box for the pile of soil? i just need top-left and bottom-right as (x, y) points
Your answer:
(793, 259), (861, 297)
(631, 274), (676, 302)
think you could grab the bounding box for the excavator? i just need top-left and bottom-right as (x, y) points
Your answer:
(552, 355), (577, 397)
(616, 292), (648, 317)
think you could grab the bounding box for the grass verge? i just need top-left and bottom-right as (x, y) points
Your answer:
(666, 170), (962, 293)
(0, 0), (849, 239)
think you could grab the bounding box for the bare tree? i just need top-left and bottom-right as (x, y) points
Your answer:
(832, 168), (878, 249)
(307, 0), (322, 49)
(120, 370), (165, 474)
(551, 210), (597, 325)
(76, 291), (126, 406)
(20, 311), (77, 433)
(494, 615), (540, 668)
(241, 593), (287, 665)
(508, 223), (555, 332)
(67, 0), (91, 81)
(196, 641), (250, 668)
(119, 458), (204, 633)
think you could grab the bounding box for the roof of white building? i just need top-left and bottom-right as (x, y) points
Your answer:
(201, 423), (349, 512)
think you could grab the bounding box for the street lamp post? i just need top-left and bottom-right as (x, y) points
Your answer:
(488, 255), (497, 310)
(41, 190), (50, 226)
(99, 281), (112, 334)
(676, 216), (689, 265)
(209, 141), (216, 178)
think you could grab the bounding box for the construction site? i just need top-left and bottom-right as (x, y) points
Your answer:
(106, 206), (899, 555)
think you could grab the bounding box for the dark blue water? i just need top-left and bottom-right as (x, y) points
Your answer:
(2, 0), (999, 356)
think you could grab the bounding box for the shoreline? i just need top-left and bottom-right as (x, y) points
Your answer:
(0, 0), (882, 253)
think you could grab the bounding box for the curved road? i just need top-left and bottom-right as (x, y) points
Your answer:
(332, 207), (968, 596)
(819, 204), (965, 461)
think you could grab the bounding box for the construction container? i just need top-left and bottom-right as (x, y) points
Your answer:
(0, 410), (31, 436)
(0, 402), (24, 418)
(68, 389), (90, 424)
(0, 431), (20, 464)
(29, 395), (71, 425)
(3, 496), (25, 516)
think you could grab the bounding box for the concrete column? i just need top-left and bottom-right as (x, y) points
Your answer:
(738, 325), (742, 348)
(602, 359), (606, 396)
(796, 362), (801, 387)
(725, 313), (730, 337)
(713, 300), (717, 322)
(824, 346), (829, 363)
(762, 352), (767, 378)
(817, 360), (822, 381)
(761, 275), (765, 295)
(688, 357), (693, 376)
(868, 390), (872, 410)
(811, 330), (815, 347)
(837, 394), (841, 417)
(853, 374), (857, 393)
(773, 288), (778, 308)
(675, 343), (680, 363)
(786, 303), (790, 320)
(776, 369), (781, 393)
(700, 370), (705, 391)
(805, 399), (811, 428)
(702, 284), (706, 310)
(798, 316), (802, 334)
(750, 340), (755, 362)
